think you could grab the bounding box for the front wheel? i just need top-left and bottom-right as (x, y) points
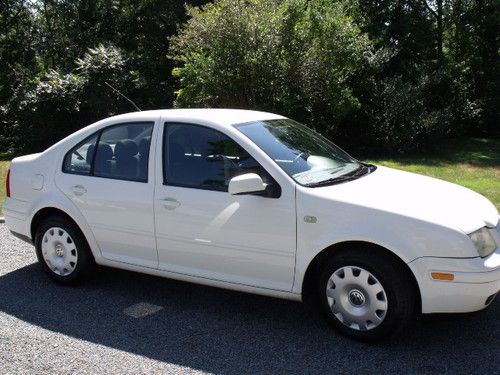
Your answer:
(34, 216), (95, 285)
(318, 249), (416, 342)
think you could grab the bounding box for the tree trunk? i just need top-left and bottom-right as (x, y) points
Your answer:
(437, 0), (443, 66)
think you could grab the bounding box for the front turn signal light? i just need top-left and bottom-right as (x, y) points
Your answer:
(431, 272), (455, 281)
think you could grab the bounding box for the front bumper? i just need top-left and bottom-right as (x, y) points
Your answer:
(409, 248), (500, 313)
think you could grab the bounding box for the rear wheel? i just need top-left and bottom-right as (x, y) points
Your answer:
(318, 248), (415, 342)
(35, 216), (95, 285)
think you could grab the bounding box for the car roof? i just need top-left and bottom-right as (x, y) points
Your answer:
(41, 109), (286, 156)
(105, 108), (286, 127)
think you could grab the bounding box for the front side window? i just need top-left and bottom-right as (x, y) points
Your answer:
(236, 119), (373, 187)
(63, 134), (98, 175)
(163, 123), (266, 191)
(62, 122), (154, 182)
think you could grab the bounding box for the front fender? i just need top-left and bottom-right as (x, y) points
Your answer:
(293, 191), (476, 294)
(292, 222), (423, 294)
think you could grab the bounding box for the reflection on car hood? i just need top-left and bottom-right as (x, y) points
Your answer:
(313, 166), (498, 234)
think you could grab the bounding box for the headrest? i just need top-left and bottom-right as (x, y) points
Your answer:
(115, 139), (138, 160)
(94, 143), (113, 161)
(86, 144), (95, 164)
(139, 136), (151, 156)
(87, 143), (114, 163)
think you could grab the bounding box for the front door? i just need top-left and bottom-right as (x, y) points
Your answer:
(55, 121), (158, 268)
(154, 122), (296, 291)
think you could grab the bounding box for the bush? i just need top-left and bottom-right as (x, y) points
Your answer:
(7, 45), (140, 152)
(169, 0), (372, 135)
(378, 76), (452, 152)
(170, 0), (491, 154)
(347, 67), (481, 154)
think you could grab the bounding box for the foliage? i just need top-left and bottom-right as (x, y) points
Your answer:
(7, 45), (139, 152)
(0, 0), (209, 153)
(170, 0), (372, 135)
(170, 0), (499, 153)
(0, 0), (498, 154)
(347, 0), (499, 152)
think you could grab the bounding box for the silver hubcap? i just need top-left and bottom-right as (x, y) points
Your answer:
(326, 266), (388, 331)
(41, 227), (78, 276)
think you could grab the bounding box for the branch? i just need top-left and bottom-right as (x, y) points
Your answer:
(420, 0), (439, 19)
(1, 1), (26, 33)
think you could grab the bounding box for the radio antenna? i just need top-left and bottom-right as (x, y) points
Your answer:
(104, 81), (141, 112)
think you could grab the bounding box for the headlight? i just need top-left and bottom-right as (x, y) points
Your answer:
(469, 227), (497, 257)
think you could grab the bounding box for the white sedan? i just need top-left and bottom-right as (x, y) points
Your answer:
(3, 109), (499, 341)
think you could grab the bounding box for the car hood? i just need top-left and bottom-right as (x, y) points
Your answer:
(312, 166), (498, 234)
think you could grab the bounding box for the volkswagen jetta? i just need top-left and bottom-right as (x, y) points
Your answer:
(3, 109), (499, 341)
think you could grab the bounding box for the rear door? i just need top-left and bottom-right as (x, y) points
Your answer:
(55, 120), (159, 268)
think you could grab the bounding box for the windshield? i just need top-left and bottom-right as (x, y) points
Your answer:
(236, 119), (365, 186)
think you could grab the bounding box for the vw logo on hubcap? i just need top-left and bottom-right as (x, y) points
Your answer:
(348, 289), (366, 306)
(55, 244), (64, 257)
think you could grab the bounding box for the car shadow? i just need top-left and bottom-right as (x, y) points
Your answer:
(0, 262), (498, 374)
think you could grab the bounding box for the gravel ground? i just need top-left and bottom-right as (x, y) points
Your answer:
(0, 223), (498, 374)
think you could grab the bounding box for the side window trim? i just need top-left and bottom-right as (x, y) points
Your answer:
(89, 130), (103, 177)
(162, 121), (281, 195)
(62, 121), (154, 183)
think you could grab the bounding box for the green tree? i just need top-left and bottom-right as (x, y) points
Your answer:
(1, 0), (498, 154)
(13, 45), (139, 152)
(1, 0), (209, 153)
(170, 0), (372, 136)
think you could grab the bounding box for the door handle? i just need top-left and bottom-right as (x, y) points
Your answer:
(161, 197), (181, 210)
(71, 185), (87, 196)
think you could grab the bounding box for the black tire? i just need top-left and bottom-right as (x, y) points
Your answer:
(34, 215), (95, 285)
(317, 248), (416, 342)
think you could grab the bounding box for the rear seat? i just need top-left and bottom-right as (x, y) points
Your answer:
(92, 143), (114, 176)
(114, 139), (139, 180)
(138, 136), (151, 180)
(91, 135), (152, 181)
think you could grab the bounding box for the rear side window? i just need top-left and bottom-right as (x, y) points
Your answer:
(62, 134), (98, 175)
(94, 123), (153, 182)
(163, 123), (267, 191)
(62, 122), (154, 182)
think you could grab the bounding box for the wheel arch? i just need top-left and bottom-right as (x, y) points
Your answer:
(30, 206), (100, 263)
(31, 207), (80, 241)
(301, 241), (422, 313)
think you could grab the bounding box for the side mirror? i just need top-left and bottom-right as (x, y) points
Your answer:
(228, 173), (266, 195)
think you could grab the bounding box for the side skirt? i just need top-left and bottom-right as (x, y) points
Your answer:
(96, 258), (303, 302)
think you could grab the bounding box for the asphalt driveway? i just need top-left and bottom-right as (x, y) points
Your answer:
(0, 223), (498, 374)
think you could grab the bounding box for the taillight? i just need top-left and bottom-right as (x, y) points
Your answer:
(6, 168), (10, 198)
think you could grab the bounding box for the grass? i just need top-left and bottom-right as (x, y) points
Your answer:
(366, 138), (500, 210)
(0, 138), (498, 216)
